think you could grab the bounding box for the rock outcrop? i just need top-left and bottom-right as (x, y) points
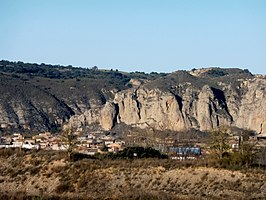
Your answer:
(114, 88), (187, 131)
(0, 63), (265, 135)
(112, 85), (233, 132)
(235, 78), (266, 135)
(100, 102), (117, 130)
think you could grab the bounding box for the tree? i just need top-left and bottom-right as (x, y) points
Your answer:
(100, 144), (109, 152)
(60, 128), (78, 159)
(237, 130), (257, 167)
(209, 127), (258, 168)
(209, 126), (230, 160)
(91, 66), (98, 71)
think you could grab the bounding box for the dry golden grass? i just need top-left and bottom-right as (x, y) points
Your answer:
(0, 149), (265, 200)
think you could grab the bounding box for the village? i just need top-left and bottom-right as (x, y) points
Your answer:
(1, 129), (265, 161)
(0, 131), (205, 160)
(0, 132), (126, 155)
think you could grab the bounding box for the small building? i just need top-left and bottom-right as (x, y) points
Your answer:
(12, 133), (24, 141)
(169, 147), (201, 156)
(107, 143), (124, 153)
(12, 140), (24, 148)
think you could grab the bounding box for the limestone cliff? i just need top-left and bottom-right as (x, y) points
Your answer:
(64, 73), (266, 135)
(0, 62), (265, 135)
(112, 84), (232, 132)
(76, 68), (265, 134)
(235, 78), (266, 134)
(114, 88), (187, 131)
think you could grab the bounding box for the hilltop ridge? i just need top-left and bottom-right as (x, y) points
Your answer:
(0, 60), (265, 135)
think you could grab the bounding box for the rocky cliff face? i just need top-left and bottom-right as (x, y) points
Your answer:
(235, 78), (266, 134)
(0, 64), (265, 135)
(64, 72), (266, 135)
(114, 88), (187, 131)
(0, 74), (74, 132)
(111, 84), (233, 132)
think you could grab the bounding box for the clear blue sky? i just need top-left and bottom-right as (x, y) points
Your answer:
(0, 0), (265, 74)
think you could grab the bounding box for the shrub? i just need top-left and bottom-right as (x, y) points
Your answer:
(108, 146), (168, 159)
(70, 152), (94, 162)
(0, 148), (17, 158)
(55, 181), (74, 194)
(29, 166), (41, 176)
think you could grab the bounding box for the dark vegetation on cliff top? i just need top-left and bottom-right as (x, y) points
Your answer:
(0, 60), (168, 82)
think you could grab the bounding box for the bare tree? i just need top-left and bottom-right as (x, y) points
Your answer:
(209, 126), (230, 160)
(60, 128), (78, 159)
(238, 130), (257, 167)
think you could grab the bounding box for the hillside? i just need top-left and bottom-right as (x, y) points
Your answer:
(0, 149), (265, 200)
(0, 60), (265, 135)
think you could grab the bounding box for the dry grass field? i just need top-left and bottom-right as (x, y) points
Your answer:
(0, 149), (265, 200)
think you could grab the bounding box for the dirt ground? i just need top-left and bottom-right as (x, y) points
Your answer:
(0, 151), (266, 199)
